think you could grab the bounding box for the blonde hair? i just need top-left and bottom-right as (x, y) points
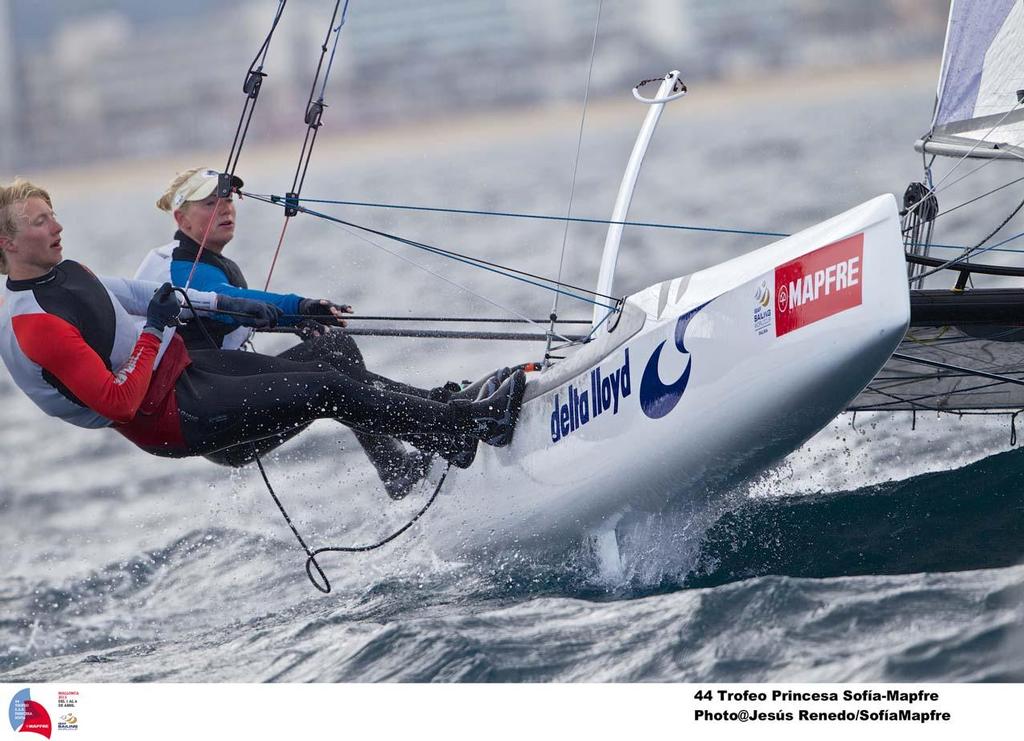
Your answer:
(0, 178), (53, 275)
(156, 167), (205, 212)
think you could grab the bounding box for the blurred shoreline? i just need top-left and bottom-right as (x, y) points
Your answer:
(29, 59), (937, 196)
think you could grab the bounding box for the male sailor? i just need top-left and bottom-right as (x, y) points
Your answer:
(136, 167), (512, 497)
(0, 179), (526, 473)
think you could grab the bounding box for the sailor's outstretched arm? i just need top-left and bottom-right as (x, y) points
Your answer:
(98, 276), (218, 319)
(169, 260), (303, 320)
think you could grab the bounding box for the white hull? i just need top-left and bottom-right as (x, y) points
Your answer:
(419, 195), (910, 557)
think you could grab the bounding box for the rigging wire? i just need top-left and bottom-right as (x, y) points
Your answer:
(276, 314), (590, 324)
(921, 173), (1024, 224)
(251, 192), (1024, 255)
(908, 200), (1024, 283)
(212, 0), (454, 593)
(225, 0), (288, 178)
(245, 192), (621, 311)
(268, 196), (580, 344)
(289, 0), (349, 201)
(256, 194), (792, 238)
(545, 0), (604, 365)
(903, 100), (1024, 222)
(265, 0), (351, 290)
(184, 0), (291, 291)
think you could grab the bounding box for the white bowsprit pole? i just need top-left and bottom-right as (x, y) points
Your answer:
(591, 70), (686, 329)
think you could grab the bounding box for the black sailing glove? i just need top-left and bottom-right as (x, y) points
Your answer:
(216, 295), (284, 328)
(145, 283), (182, 331)
(299, 298), (352, 327)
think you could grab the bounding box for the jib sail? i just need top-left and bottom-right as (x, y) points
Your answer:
(917, 0), (1024, 160)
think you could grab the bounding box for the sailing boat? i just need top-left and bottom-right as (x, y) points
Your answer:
(228, 2), (1020, 579)
(416, 1), (1024, 558)
(406, 73), (910, 557)
(850, 0), (1024, 415)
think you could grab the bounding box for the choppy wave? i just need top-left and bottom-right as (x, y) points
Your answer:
(689, 447), (1024, 589)
(3, 450), (1023, 682)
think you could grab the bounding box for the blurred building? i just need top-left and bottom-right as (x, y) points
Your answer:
(0, 0), (15, 173)
(1, 0), (948, 171)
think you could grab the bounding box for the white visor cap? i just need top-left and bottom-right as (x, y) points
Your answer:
(171, 169), (244, 211)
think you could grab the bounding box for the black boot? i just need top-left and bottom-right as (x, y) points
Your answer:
(427, 381), (464, 402)
(354, 431), (429, 499)
(408, 433), (479, 469)
(381, 450), (432, 500)
(428, 367), (515, 403)
(452, 369), (527, 447)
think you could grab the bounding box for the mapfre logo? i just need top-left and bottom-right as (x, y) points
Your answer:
(775, 233), (863, 336)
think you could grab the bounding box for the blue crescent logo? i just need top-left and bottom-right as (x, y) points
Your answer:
(639, 304), (705, 419)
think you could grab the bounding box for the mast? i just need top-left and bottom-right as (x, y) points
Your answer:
(592, 71), (685, 328)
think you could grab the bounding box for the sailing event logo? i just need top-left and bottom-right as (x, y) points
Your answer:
(753, 279), (773, 336)
(639, 305), (703, 419)
(550, 351), (632, 443)
(8, 689), (52, 739)
(774, 233), (863, 336)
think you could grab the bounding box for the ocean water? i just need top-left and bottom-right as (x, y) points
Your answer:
(2, 64), (1024, 683)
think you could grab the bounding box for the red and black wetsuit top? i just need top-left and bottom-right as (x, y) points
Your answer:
(0, 260), (216, 454)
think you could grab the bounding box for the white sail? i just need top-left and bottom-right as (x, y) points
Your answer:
(918, 0), (1024, 160)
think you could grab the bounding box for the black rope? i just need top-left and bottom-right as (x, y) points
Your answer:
(253, 449), (451, 593)
(172, 287), (450, 593)
(1012, 412), (1018, 447)
(902, 173), (1024, 230)
(300, 464), (451, 593)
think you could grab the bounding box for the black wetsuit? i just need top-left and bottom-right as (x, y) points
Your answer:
(0, 261), (476, 463)
(168, 233), (431, 472)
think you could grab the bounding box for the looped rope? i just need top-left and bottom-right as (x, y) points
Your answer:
(173, 286), (450, 595)
(255, 453), (451, 594)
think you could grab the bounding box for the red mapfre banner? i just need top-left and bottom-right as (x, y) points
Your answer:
(774, 233), (864, 337)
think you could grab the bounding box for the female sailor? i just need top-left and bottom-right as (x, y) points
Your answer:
(0, 179), (525, 476)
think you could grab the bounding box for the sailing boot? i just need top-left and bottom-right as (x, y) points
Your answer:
(414, 367), (518, 466)
(408, 433), (479, 469)
(428, 367), (515, 403)
(381, 450), (432, 501)
(353, 431), (430, 500)
(452, 368), (527, 447)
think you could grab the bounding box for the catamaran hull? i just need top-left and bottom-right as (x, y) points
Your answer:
(420, 195), (909, 557)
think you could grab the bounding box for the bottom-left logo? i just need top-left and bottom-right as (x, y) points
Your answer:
(8, 689), (52, 739)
